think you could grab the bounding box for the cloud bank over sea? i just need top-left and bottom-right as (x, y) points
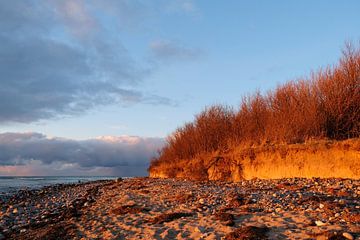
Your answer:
(0, 132), (164, 176)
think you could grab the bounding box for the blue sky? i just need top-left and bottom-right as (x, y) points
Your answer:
(0, 1), (359, 175)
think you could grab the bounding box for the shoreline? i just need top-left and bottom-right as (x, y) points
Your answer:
(0, 177), (359, 239)
(0, 176), (118, 200)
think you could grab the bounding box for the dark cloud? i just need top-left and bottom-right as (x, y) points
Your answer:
(0, 1), (173, 124)
(150, 40), (203, 62)
(0, 132), (164, 176)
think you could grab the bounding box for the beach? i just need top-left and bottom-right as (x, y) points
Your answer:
(0, 177), (359, 239)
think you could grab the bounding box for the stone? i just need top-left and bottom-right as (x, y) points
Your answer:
(199, 198), (205, 205)
(342, 232), (354, 240)
(319, 203), (324, 209)
(315, 220), (326, 226)
(12, 208), (18, 214)
(195, 226), (206, 233)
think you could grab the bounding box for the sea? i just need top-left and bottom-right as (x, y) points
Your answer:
(0, 176), (117, 199)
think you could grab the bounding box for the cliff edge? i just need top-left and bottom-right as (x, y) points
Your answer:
(149, 139), (360, 181)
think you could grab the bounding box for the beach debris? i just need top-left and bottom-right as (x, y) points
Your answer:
(110, 204), (145, 215)
(150, 212), (192, 224)
(214, 211), (235, 226)
(225, 225), (270, 240)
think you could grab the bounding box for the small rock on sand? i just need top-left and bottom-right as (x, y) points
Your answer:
(342, 232), (354, 240)
(315, 220), (326, 226)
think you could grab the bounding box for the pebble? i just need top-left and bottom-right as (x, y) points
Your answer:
(0, 180), (111, 238)
(315, 220), (326, 226)
(275, 207), (282, 213)
(319, 203), (324, 209)
(195, 226), (206, 233)
(115, 178), (123, 183)
(198, 198), (205, 205)
(342, 232), (354, 240)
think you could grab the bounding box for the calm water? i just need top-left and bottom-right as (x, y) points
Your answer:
(0, 176), (117, 197)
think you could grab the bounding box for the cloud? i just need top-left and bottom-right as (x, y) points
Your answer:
(0, 1), (173, 124)
(0, 132), (164, 176)
(150, 40), (203, 62)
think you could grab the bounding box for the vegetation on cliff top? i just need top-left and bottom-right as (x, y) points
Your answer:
(149, 44), (360, 175)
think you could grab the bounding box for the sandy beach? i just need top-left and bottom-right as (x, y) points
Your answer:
(0, 177), (359, 239)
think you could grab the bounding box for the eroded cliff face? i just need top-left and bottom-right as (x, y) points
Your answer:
(149, 139), (360, 181)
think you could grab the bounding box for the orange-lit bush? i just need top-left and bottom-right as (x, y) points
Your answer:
(149, 44), (360, 172)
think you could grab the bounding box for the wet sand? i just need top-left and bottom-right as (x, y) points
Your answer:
(0, 177), (359, 239)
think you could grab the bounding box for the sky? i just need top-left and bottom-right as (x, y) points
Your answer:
(0, 0), (359, 176)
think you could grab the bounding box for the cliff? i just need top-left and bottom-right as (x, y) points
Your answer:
(149, 139), (360, 181)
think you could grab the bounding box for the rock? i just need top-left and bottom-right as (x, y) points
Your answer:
(334, 213), (340, 218)
(195, 226), (206, 233)
(315, 220), (326, 226)
(275, 207), (282, 213)
(319, 203), (324, 209)
(199, 198), (205, 205)
(342, 232), (354, 240)
(12, 208), (18, 214)
(115, 178), (123, 183)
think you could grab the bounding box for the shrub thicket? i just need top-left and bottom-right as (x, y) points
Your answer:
(149, 44), (360, 170)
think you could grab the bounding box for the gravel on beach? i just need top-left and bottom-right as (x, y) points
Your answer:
(0, 177), (359, 239)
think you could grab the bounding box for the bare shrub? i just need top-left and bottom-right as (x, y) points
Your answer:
(149, 43), (360, 178)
